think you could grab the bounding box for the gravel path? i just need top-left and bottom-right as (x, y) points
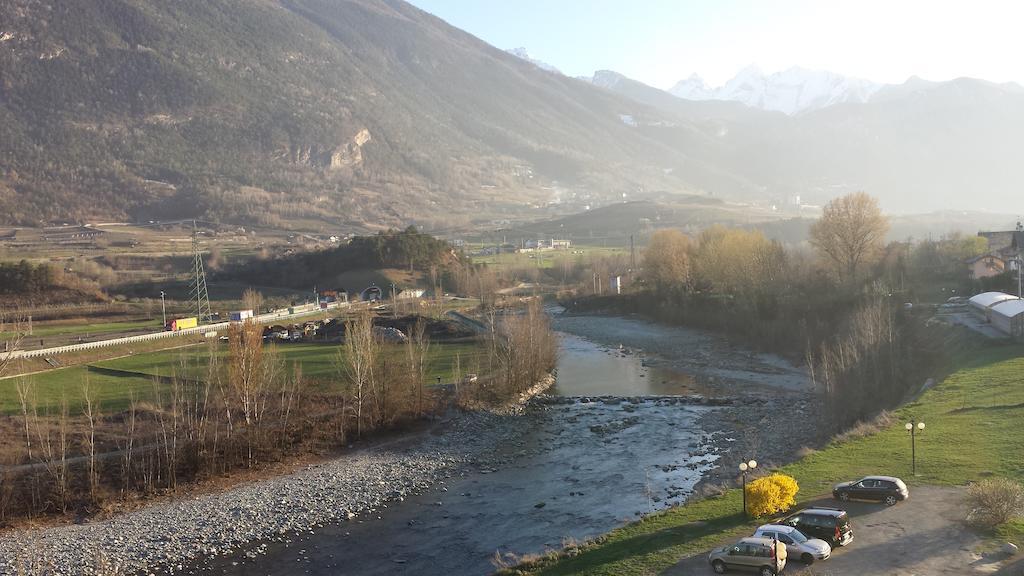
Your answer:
(0, 410), (535, 575)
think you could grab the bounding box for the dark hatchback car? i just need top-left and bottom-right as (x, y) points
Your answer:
(780, 507), (854, 547)
(832, 475), (909, 506)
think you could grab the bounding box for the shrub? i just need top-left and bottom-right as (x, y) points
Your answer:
(746, 473), (799, 517)
(967, 478), (1024, 528)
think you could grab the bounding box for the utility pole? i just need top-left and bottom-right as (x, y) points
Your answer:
(1017, 257), (1022, 299)
(189, 220), (212, 322)
(630, 234), (636, 271)
(160, 290), (167, 327)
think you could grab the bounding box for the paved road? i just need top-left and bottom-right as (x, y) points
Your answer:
(0, 301), (355, 361)
(665, 486), (1010, 576)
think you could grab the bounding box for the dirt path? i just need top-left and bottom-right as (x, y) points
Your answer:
(663, 486), (1010, 576)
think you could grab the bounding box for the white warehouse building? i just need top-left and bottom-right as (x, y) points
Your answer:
(968, 292), (1021, 322)
(991, 299), (1024, 338)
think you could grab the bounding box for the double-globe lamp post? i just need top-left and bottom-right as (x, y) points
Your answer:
(905, 420), (925, 475)
(739, 459), (758, 516)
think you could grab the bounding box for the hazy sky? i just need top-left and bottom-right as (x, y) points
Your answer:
(409, 0), (1024, 89)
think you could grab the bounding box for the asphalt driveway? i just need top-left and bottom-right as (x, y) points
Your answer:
(664, 486), (1011, 575)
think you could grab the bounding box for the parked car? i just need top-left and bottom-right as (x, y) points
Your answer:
(781, 507), (854, 547)
(753, 524), (831, 565)
(832, 475), (909, 506)
(707, 536), (787, 575)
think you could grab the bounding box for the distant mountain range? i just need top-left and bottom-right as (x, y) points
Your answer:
(669, 65), (883, 115)
(585, 67), (1024, 213)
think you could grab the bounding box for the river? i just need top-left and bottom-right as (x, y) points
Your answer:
(190, 313), (811, 576)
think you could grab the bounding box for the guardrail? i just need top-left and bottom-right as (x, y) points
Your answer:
(1, 301), (350, 361)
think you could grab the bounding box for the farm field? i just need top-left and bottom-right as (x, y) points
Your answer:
(512, 343), (1024, 576)
(467, 244), (628, 269)
(0, 340), (487, 414)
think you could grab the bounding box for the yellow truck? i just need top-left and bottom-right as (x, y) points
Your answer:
(166, 316), (198, 331)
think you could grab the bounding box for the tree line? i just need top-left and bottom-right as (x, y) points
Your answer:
(635, 192), (956, 431)
(224, 226), (454, 289)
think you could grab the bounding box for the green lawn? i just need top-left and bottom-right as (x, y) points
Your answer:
(514, 344), (1024, 575)
(1, 318), (163, 340)
(0, 365), (159, 414)
(0, 340), (487, 414)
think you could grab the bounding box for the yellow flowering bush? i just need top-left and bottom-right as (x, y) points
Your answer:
(746, 473), (800, 517)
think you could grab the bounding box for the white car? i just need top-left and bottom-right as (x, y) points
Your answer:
(753, 524), (831, 565)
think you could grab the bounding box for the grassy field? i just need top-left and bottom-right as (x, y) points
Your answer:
(0, 340), (487, 414)
(514, 343), (1024, 575)
(0, 317), (164, 340)
(468, 245), (628, 269)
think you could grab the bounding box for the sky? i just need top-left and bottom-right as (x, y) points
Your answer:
(408, 0), (1024, 89)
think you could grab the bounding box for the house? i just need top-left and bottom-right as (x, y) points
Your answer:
(966, 254), (1006, 279)
(396, 288), (425, 300)
(551, 239), (571, 250)
(978, 224), (1024, 269)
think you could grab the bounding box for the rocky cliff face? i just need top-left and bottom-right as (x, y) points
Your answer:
(330, 129), (371, 169)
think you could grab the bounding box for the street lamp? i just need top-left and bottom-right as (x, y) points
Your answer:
(739, 459), (758, 516)
(905, 420), (925, 475)
(1015, 257), (1022, 299)
(160, 291), (167, 328)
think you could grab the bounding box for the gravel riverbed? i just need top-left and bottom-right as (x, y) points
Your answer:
(0, 409), (542, 575)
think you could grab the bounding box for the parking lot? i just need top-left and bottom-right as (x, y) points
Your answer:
(663, 486), (1010, 575)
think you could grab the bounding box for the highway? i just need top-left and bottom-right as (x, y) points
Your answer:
(0, 300), (353, 362)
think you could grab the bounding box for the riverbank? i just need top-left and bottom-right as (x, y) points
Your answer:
(0, 405), (549, 575)
(505, 343), (1024, 576)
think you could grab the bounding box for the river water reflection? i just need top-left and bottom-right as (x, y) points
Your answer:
(553, 331), (706, 397)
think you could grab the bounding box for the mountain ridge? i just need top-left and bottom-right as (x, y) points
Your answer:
(669, 65), (883, 114)
(0, 0), (727, 229)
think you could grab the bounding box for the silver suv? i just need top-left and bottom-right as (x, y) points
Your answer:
(753, 524), (831, 564)
(707, 536), (787, 575)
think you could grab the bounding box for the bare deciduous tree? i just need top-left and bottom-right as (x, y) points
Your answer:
(406, 318), (431, 416)
(809, 192), (889, 284)
(82, 378), (100, 502)
(641, 229), (691, 294)
(341, 312), (379, 438)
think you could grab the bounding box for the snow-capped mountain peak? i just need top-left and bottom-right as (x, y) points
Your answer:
(506, 47), (561, 74)
(669, 65), (883, 114)
(670, 73), (712, 99)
